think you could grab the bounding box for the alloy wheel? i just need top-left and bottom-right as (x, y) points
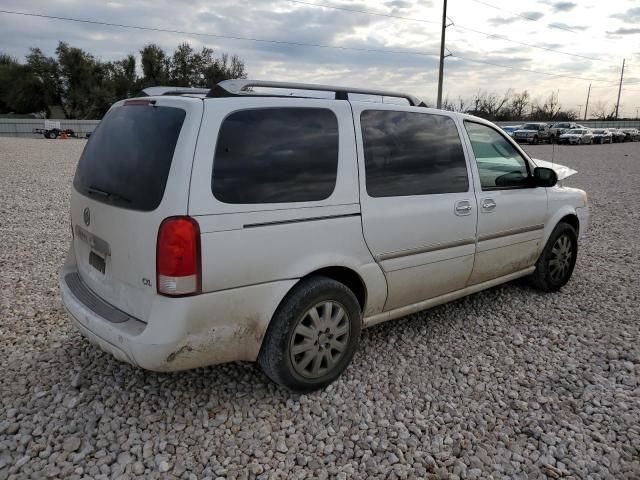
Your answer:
(549, 234), (573, 282)
(289, 301), (350, 379)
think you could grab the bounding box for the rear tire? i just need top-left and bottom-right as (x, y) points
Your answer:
(258, 276), (362, 392)
(530, 222), (578, 292)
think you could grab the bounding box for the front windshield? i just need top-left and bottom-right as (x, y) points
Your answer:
(522, 124), (540, 130)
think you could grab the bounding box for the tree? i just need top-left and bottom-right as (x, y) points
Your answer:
(54, 42), (103, 118)
(168, 43), (206, 86)
(509, 90), (530, 120)
(466, 89), (512, 120)
(0, 54), (48, 115)
(590, 100), (617, 120)
(531, 92), (562, 121)
(139, 44), (169, 86)
(26, 48), (63, 111)
(3, 41), (247, 117)
(203, 53), (247, 87)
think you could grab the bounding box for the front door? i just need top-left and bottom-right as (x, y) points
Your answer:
(462, 120), (547, 285)
(353, 104), (478, 311)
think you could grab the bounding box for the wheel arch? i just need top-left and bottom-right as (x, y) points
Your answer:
(543, 208), (580, 245)
(558, 213), (579, 235)
(300, 266), (368, 312)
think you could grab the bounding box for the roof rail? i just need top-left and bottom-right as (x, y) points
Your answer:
(208, 79), (427, 107)
(138, 86), (209, 97)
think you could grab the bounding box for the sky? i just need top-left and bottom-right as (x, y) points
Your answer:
(1, 0), (639, 117)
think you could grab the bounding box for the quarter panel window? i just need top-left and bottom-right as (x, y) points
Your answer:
(464, 121), (530, 190)
(212, 108), (339, 204)
(360, 110), (469, 197)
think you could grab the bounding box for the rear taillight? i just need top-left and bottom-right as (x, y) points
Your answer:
(157, 217), (201, 296)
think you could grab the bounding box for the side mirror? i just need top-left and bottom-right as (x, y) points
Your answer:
(533, 167), (558, 188)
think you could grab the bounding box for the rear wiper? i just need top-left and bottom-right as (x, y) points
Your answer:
(87, 185), (131, 203)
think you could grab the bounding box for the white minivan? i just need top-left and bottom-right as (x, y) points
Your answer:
(60, 80), (589, 391)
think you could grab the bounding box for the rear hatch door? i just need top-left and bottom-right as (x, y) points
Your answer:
(70, 96), (203, 322)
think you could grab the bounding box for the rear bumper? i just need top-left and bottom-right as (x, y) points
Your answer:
(59, 248), (296, 371)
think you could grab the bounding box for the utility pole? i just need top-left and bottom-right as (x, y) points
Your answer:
(584, 83), (591, 121)
(436, 0), (448, 109)
(615, 58), (625, 120)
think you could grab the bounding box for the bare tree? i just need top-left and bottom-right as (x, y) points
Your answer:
(466, 89), (513, 119)
(456, 96), (467, 113)
(441, 94), (455, 112)
(589, 100), (617, 120)
(531, 92), (562, 121)
(510, 90), (530, 120)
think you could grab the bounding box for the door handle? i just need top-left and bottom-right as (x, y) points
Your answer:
(482, 199), (497, 212)
(455, 200), (473, 216)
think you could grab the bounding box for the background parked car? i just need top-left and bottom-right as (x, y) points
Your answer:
(500, 125), (522, 138)
(621, 128), (640, 141)
(607, 128), (626, 143)
(558, 128), (594, 145)
(514, 122), (551, 144)
(591, 129), (613, 144)
(549, 122), (584, 143)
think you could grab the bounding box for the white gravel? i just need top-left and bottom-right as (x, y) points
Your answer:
(1, 137), (639, 479)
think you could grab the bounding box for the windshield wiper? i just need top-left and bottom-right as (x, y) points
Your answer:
(87, 185), (131, 203)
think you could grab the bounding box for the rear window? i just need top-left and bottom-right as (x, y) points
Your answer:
(360, 110), (468, 197)
(74, 104), (186, 211)
(212, 108), (339, 204)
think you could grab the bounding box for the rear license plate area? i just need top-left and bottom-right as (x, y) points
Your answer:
(89, 251), (106, 274)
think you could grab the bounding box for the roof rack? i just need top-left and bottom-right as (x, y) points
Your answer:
(207, 79), (427, 107)
(138, 86), (209, 97)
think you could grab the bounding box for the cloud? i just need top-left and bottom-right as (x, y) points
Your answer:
(0, 0), (637, 108)
(611, 7), (640, 23)
(548, 22), (588, 31)
(384, 0), (423, 10)
(607, 27), (640, 36)
(522, 11), (545, 20)
(550, 2), (576, 12)
(488, 11), (543, 25)
(488, 16), (518, 26)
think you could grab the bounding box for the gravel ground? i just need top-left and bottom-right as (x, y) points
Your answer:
(1, 137), (639, 480)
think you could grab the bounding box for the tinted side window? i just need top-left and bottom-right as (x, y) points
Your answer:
(464, 121), (530, 190)
(212, 108), (339, 204)
(74, 105), (186, 211)
(360, 110), (469, 197)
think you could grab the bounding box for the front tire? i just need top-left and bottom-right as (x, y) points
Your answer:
(258, 276), (362, 392)
(530, 222), (578, 292)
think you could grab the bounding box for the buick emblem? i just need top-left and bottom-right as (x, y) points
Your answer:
(83, 207), (90, 227)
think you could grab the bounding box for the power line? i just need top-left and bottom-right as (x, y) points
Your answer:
(287, 0), (610, 64)
(0, 9), (440, 58)
(0, 8), (620, 85)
